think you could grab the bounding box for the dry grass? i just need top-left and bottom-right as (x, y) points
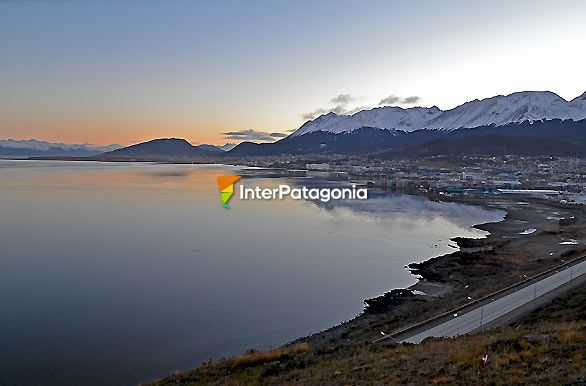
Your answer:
(226, 343), (310, 369)
(149, 321), (586, 385)
(148, 286), (586, 386)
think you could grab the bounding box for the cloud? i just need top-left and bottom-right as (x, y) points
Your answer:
(379, 94), (422, 106)
(301, 108), (328, 121)
(302, 105), (352, 120)
(331, 105), (349, 114)
(302, 93), (356, 120)
(222, 129), (287, 142)
(302, 92), (422, 121)
(402, 96), (421, 104)
(330, 94), (354, 105)
(345, 105), (370, 115)
(378, 95), (400, 105)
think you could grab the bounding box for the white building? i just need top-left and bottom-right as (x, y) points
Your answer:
(306, 163), (330, 171)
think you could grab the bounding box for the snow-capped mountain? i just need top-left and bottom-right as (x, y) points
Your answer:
(0, 139), (120, 157)
(194, 144), (225, 153)
(291, 91), (586, 136)
(196, 143), (238, 152)
(291, 106), (442, 136)
(218, 143), (237, 151)
(571, 91), (586, 107)
(427, 91), (586, 130)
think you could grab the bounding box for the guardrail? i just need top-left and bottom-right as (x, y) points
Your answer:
(375, 252), (586, 343)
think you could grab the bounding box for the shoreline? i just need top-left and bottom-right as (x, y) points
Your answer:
(406, 194), (507, 297)
(274, 192), (507, 348)
(145, 192), (586, 385)
(284, 193), (502, 344)
(288, 192), (585, 349)
(5, 159), (586, 381)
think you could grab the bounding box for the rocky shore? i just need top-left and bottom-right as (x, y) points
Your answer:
(291, 194), (585, 347)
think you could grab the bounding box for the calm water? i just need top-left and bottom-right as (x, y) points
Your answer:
(0, 161), (504, 386)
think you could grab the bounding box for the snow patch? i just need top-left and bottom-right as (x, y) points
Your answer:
(519, 228), (537, 235)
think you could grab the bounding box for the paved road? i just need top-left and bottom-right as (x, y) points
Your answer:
(402, 259), (586, 343)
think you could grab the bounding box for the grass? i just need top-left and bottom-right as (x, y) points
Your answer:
(147, 286), (586, 385)
(226, 343), (310, 369)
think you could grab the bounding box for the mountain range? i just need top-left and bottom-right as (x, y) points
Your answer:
(226, 90), (586, 157)
(0, 139), (121, 157)
(16, 90), (586, 160)
(0, 139), (236, 159)
(291, 90), (586, 136)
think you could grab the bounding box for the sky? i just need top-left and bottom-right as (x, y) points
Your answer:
(1, 0), (585, 146)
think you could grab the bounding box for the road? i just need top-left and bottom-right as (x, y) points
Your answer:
(402, 258), (586, 344)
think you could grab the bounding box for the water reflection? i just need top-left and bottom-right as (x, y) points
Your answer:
(0, 161), (503, 386)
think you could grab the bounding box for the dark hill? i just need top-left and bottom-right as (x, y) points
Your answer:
(99, 138), (219, 160)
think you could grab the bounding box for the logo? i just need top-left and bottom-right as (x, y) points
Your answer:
(240, 184), (367, 202)
(217, 176), (241, 208)
(217, 175), (368, 208)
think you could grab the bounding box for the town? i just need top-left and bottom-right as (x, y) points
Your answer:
(233, 154), (586, 205)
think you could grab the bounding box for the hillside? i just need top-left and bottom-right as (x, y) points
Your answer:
(98, 138), (220, 160)
(146, 285), (586, 385)
(227, 119), (586, 158)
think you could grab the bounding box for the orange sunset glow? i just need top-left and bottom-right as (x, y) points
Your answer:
(2, 1), (585, 147)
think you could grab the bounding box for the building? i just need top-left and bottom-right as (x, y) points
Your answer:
(305, 163), (330, 171)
